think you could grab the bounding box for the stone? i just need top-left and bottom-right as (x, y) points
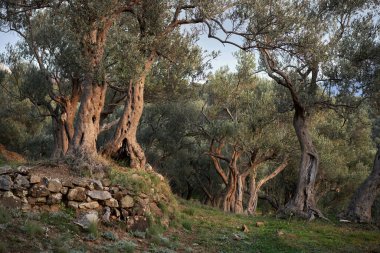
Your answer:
(104, 187), (109, 191)
(16, 166), (30, 174)
(29, 174), (41, 184)
(102, 207), (111, 223)
(30, 184), (50, 197)
(60, 186), (69, 195)
(114, 208), (121, 218)
(36, 197), (47, 203)
(73, 210), (98, 229)
(48, 193), (63, 204)
(86, 197), (92, 202)
(47, 179), (62, 193)
(241, 224), (249, 233)
(110, 186), (120, 194)
(27, 197), (37, 205)
(101, 178), (111, 187)
(137, 197), (149, 206)
(131, 173), (143, 181)
(120, 195), (134, 208)
(12, 186), (28, 198)
(105, 198), (119, 208)
(0, 175), (13, 191)
(149, 202), (163, 217)
(90, 180), (103, 190)
(21, 203), (31, 211)
(67, 187), (86, 202)
(127, 216), (149, 232)
(72, 178), (88, 187)
(62, 180), (73, 188)
(50, 205), (61, 212)
(14, 174), (30, 188)
(68, 201), (79, 209)
(87, 190), (111, 200)
(255, 221), (265, 227)
(79, 201), (100, 209)
(0, 165), (12, 175)
(121, 209), (129, 219)
(3, 191), (16, 198)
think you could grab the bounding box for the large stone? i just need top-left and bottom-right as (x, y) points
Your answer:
(0, 175), (13, 191)
(48, 179), (62, 193)
(120, 195), (134, 208)
(105, 198), (119, 208)
(67, 187), (86, 202)
(79, 201), (100, 209)
(14, 174), (30, 188)
(30, 184), (50, 197)
(0, 165), (12, 175)
(73, 210), (98, 229)
(87, 190), (111, 200)
(72, 178), (88, 187)
(36, 197), (47, 203)
(127, 216), (149, 232)
(68, 201), (79, 209)
(48, 193), (63, 204)
(29, 174), (41, 184)
(62, 180), (73, 188)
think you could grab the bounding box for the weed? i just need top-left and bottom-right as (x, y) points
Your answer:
(182, 208), (195, 216)
(0, 207), (10, 224)
(104, 240), (136, 253)
(0, 242), (7, 253)
(22, 221), (44, 236)
(87, 221), (99, 239)
(181, 220), (192, 231)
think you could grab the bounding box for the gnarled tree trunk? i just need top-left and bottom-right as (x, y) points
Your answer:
(69, 20), (114, 158)
(103, 53), (156, 169)
(285, 108), (320, 218)
(346, 146), (380, 223)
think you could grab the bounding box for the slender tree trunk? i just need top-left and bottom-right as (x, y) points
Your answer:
(52, 114), (69, 158)
(285, 108), (320, 218)
(346, 146), (380, 223)
(103, 53), (156, 168)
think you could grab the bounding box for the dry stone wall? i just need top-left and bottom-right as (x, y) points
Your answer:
(0, 165), (169, 231)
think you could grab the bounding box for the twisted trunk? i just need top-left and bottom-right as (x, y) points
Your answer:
(103, 53), (156, 168)
(285, 107), (320, 218)
(346, 146), (380, 223)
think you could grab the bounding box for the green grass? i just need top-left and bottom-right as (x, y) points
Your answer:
(22, 221), (44, 236)
(171, 200), (380, 253)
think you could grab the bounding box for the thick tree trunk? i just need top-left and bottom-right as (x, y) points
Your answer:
(247, 172), (258, 215)
(68, 21), (113, 158)
(69, 82), (107, 157)
(285, 108), (320, 218)
(103, 53), (156, 168)
(346, 146), (380, 223)
(234, 174), (246, 214)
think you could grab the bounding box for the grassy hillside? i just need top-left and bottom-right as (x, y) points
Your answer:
(0, 199), (379, 253)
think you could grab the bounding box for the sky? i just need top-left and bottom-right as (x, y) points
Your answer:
(0, 29), (240, 72)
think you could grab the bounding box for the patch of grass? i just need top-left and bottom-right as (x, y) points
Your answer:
(0, 242), (7, 253)
(181, 220), (192, 231)
(22, 221), (44, 236)
(103, 240), (136, 253)
(87, 221), (99, 239)
(0, 207), (11, 224)
(182, 207), (195, 216)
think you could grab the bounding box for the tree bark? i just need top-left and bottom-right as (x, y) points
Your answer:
(285, 108), (320, 218)
(103, 52), (156, 168)
(69, 20), (114, 158)
(247, 158), (288, 215)
(346, 146), (380, 223)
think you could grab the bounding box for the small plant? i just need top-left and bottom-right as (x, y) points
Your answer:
(0, 242), (7, 253)
(181, 220), (192, 231)
(0, 207), (10, 224)
(105, 240), (136, 253)
(87, 221), (99, 239)
(182, 208), (195, 216)
(22, 221), (44, 236)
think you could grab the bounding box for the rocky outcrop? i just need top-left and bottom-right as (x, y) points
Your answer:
(0, 165), (172, 232)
